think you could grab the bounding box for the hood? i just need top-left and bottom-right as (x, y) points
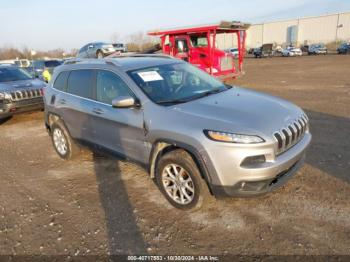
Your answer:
(171, 87), (304, 138)
(0, 79), (46, 92)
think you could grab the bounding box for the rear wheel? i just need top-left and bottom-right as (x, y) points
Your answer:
(51, 120), (79, 160)
(156, 149), (212, 210)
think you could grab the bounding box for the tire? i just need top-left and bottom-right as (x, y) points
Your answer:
(96, 50), (104, 59)
(51, 120), (79, 160)
(155, 149), (212, 210)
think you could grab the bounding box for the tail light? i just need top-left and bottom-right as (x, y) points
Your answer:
(40, 88), (44, 96)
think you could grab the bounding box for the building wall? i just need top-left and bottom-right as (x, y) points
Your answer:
(216, 11), (350, 49)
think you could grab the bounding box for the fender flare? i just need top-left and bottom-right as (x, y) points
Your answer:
(149, 139), (214, 187)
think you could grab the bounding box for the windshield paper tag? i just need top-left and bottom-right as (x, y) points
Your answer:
(137, 71), (163, 82)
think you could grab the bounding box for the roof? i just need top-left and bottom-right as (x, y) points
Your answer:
(62, 56), (181, 71)
(148, 21), (250, 36)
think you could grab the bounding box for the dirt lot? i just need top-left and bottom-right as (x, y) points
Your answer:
(0, 55), (349, 258)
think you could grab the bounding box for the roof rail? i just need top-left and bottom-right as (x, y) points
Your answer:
(106, 53), (173, 59)
(63, 58), (83, 65)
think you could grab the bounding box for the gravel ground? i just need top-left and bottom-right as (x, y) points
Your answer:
(0, 55), (349, 258)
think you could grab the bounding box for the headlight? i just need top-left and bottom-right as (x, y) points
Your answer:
(204, 130), (264, 144)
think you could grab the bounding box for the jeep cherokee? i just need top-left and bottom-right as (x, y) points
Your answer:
(0, 65), (45, 120)
(44, 56), (311, 210)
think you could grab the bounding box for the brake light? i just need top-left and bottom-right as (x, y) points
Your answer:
(40, 88), (44, 96)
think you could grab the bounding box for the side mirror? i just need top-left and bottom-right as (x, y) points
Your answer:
(111, 96), (139, 108)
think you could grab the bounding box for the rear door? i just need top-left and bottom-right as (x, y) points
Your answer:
(90, 69), (147, 163)
(57, 69), (96, 142)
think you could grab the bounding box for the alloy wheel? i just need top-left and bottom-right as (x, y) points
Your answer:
(162, 164), (195, 205)
(53, 128), (68, 156)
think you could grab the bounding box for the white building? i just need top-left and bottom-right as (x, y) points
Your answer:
(216, 11), (350, 49)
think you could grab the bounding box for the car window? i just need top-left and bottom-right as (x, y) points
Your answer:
(0, 67), (32, 82)
(33, 61), (45, 68)
(190, 36), (208, 47)
(79, 45), (88, 53)
(96, 70), (132, 104)
(53, 71), (69, 91)
(67, 70), (94, 99)
(128, 63), (227, 105)
(45, 61), (61, 67)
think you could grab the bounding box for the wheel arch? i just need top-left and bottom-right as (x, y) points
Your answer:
(149, 139), (213, 193)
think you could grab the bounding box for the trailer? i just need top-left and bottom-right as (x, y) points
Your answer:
(148, 21), (250, 80)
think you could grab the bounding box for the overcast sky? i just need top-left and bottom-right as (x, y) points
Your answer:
(0, 0), (349, 51)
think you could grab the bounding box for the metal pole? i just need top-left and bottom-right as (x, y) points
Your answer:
(335, 13), (340, 49)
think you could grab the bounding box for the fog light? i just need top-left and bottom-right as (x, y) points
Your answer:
(241, 155), (266, 167)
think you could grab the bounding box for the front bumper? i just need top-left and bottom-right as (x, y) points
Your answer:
(205, 132), (311, 197)
(0, 97), (44, 119)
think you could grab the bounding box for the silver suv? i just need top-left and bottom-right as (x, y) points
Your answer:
(44, 56), (311, 210)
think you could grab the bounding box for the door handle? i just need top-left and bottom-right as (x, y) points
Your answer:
(92, 108), (104, 115)
(58, 99), (66, 105)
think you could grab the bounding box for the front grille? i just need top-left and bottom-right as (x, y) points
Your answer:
(10, 89), (42, 101)
(220, 56), (234, 71)
(274, 115), (309, 155)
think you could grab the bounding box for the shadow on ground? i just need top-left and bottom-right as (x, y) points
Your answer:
(305, 109), (350, 183)
(92, 151), (147, 255)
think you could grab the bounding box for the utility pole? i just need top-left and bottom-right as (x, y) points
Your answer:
(335, 13), (340, 49)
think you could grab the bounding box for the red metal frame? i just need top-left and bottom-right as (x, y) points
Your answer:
(148, 21), (249, 80)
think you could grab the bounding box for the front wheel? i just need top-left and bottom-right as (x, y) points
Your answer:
(156, 149), (212, 210)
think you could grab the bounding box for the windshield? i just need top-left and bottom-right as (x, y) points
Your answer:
(0, 67), (32, 82)
(128, 63), (229, 105)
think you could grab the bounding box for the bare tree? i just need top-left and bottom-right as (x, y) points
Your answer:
(126, 31), (158, 52)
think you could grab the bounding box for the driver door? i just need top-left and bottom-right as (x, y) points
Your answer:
(174, 37), (190, 62)
(90, 69), (147, 163)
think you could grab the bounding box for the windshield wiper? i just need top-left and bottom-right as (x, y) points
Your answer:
(193, 87), (227, 99)
(157, 98), (190, 105)
(158, 86), (230, 105)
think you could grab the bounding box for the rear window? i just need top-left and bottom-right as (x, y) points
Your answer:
(53, 71), (69, 91)
(66, 70), (94, 99)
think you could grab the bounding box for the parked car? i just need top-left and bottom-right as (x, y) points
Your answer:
(253, 43), (273, 58)
(44, 56), (311, 210)
(0, 65), (45, 119)
(26, 60), (63, 79)
(112, 43), (127, 53)
(308, 43), (327, 55)
(300, 45), (309, 53)
(77, 42), (116, 59)
(282, 46), (302, 56)
(337, 42), (350, 54)
(0, 59), (30, 68)
(225, 48), (239, 58)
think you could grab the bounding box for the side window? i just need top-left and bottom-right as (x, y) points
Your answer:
(66, 70), (94, 99)
(96, 70), (132, 104)
(53, 71), (69, 91)
(175, 39), (188, 52)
